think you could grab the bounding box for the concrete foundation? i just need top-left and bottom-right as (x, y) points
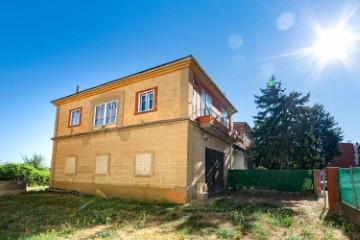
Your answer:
(0, 181), (26, 196)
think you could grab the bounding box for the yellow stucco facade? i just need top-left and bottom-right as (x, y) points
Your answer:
(50, 56), (239, 203)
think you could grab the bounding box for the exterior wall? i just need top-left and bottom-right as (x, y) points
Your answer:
(355, 143), (360, 166)
(55, 68), (190, 137)
(51, 120), (189, 203)
(187, 121), (232, 199)
(233, 122), (253, 149)
(232, 150), (246, 169)
(330, 143), (356, 168)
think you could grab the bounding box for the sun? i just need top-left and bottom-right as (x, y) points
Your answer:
(312, 27), (354, 63)
(263, 5), (360, 84)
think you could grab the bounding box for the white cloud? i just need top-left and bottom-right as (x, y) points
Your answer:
(228, 33), (243, 50)
(276, 12), (295, 31)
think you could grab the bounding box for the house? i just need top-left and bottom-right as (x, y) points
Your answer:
(330, 142), (357, 168)
(231, 122), (253, 169)
(49, 56), (244, 203)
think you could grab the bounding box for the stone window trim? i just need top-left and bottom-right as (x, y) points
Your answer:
(134, 152), (153, 177)
(134, 86), (158, 115)
(68, 107), (82, 128)
(95, 153), (110, 175)
(89, 91), (123, 129)
(93, 100), (118, 127)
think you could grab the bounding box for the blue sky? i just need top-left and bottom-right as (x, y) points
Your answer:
(1, 0), (359, 165)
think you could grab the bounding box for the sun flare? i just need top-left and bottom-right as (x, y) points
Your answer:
(267, 6), (360, 83)
(312, 27), (354, 63)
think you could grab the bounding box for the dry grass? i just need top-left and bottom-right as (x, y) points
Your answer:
(0, 190), (359, 240)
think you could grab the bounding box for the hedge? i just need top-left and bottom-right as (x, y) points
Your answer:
(0, 163), (50, 186)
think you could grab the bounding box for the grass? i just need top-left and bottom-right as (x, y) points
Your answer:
(0, 191), (359, 239)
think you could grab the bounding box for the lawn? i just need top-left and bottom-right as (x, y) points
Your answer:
(0, 190), (359, 240)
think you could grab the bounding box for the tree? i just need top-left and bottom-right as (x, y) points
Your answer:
(22, 153), (47, 169)
(309, 104), (343, 168)
(250, 76), (342, 169)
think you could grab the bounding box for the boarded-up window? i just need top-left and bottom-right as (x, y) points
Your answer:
(135, 152), (152, 176)
(65, 156), (76, 174)
(96, 154), (109, 175)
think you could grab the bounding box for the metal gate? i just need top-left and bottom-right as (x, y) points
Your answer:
(205, 148), (224, 195)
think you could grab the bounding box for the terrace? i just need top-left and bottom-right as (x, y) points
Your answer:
(196, 108), (242, 144)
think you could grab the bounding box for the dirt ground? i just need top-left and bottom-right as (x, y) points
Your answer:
(2, 189), (359, 240)
(213, 189), (354, 240)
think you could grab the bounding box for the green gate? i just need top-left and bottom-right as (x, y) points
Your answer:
(337, 167), (360, 209)
(227, 169), (313, 192)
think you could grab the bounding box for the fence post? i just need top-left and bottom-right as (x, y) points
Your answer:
(326, 167), (339, 211)
(312, 169), (321, 196)
(349, 167), (358, 209)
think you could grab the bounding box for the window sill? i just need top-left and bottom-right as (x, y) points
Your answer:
(68, 124), (81, 128)
(134, 108), (157, 115)
(92, 123), (117, 131)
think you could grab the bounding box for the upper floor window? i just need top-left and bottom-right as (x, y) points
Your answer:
(94, 100), (117, 127)
(201, 91), (212, 116)
(135, 87), (158, 115)
(221, 110), (228, 127)
(69, 108), (81, 127)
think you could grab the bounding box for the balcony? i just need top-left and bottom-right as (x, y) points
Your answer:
(196, 109), (242, 144)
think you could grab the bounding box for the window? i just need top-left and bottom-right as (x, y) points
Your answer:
(221, 110), (228, 127)
(192, 77), (199, 117)
(201, 91), (212, 116)
(94, 100), (117, 127)
(139, 90), (154, 112)
(69, 108), (81, 127)
(135, 87), (158, 115)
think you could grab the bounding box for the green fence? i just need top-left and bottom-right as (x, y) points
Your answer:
(337, 167), (360, 209)
(227, 169), (314, 192)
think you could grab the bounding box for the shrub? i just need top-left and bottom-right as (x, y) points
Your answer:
(0, 163), (50, 186)
(217, 227), (235, 239)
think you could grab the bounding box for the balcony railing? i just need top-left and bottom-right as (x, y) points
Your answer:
(195, 109), (241, 142)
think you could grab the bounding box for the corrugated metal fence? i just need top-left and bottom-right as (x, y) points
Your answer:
(337, 167), (360, 209)
(227, 169), (314, 192)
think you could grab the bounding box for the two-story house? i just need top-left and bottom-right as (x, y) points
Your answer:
(49, 56), (243, 203)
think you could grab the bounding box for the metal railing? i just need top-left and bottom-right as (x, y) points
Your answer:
(194, 108), (239, 138)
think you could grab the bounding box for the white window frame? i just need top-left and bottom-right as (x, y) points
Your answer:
(138, 89), (155, 113)
(69, 109), (81, 127)
(221, 109), (228, 127)
(93, 100), (118, 127)
(193, 89), (198, 117)
(201, 90), (212, 116)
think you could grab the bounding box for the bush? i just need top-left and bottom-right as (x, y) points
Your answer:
(0, 163), (50, 186)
